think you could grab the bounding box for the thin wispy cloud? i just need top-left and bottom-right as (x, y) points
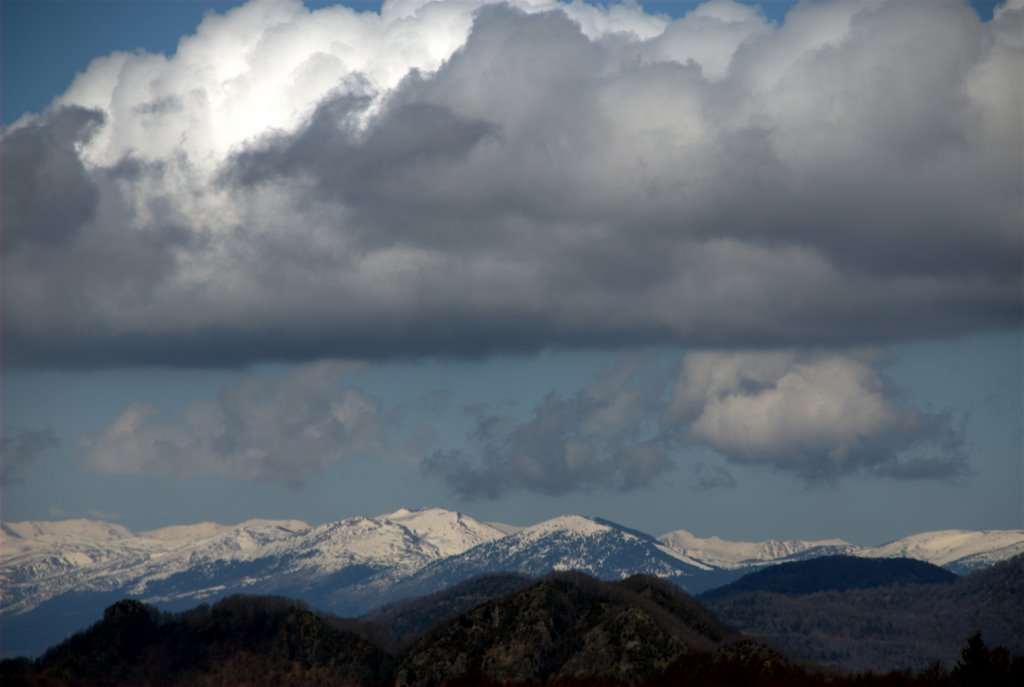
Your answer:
(424, 356), (673, 497)
(81, 361), (409, 487)
(1, 427), (59, 486)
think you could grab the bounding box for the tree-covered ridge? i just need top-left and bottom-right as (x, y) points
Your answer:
(699, 556), (957, 600)
(1, 595), (392, 687)
(705, 553), (1024, 672)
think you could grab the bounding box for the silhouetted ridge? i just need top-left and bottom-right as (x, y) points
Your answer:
(9, 595), (391, 687)
(700, 555), (957, 600)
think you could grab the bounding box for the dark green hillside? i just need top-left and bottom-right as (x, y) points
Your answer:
(700, 556), (957, 600)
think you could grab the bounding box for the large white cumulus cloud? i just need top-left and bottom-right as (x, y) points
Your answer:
(2, 0), (1021, 367)
(666, 351), (966, 482)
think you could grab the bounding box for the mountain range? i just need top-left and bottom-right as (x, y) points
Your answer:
(3, 507), (1022, 658)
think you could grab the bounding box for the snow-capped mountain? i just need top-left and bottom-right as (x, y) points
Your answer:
(657, 529), (857, 570)
(377, 507), (508, 558)
(0, 518), (311, 615)
(2, 508), (1022, 658)
(0, 508), (504, 618)
(363, 515), (712, 606)
(656, 528), (1024, 574)
(857, 529), (1024, 573)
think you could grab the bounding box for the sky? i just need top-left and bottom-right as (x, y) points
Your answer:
(1, 0), (1021, 545)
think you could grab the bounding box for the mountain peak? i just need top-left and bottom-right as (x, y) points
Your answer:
(520, 514), (610, 538)
(376, 506), (506, 558)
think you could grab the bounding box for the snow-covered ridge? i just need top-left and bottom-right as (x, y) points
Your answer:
(656, 527), (1024, 572)
(3, 509), (1021, 622)
(2, 519), (135, 542)
(658, 528), (854, 569)
(139, 519), (309, 542)
(858, 529), (1024, 570)
(0, 508), (501, 616)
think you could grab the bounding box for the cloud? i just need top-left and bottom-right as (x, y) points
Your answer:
(1, 427), (60, 486)
(691, 462), (737, 490)
(665, 351), (968, 482)
(3, 0), (1021, 367)
(1, 107), (103, 251)
(81, 361), (408, 486)
(424, 347), (968, 495)
(424, 356), (673, 498)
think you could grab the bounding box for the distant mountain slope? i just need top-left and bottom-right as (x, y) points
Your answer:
(859, 529), (1024, 573)
(704, 553), (1024, 672)
(658, 529), (855, 569)
(700, 555), (957, 600)
(358, 515), (710, 610)
(657, 527), (1024, 573)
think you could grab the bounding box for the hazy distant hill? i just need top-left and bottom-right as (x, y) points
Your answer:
(704, 553), (1024, 672)
(700, 555), (957, 600)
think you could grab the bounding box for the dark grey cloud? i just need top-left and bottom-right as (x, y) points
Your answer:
(1, 427), (59, 486)
(230, 94), (500, 223)
(2, 0), (1021, 368)
(1, 107), (102, 251)
(692, 462), (737, 490)
(424, 356), (673, 498)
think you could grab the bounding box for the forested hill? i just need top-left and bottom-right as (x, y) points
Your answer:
(700, 555), (957, 600)
(0, 596), (393, 687)
(3, 570), (1022, 686)
(704, 553), (1024, 672)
